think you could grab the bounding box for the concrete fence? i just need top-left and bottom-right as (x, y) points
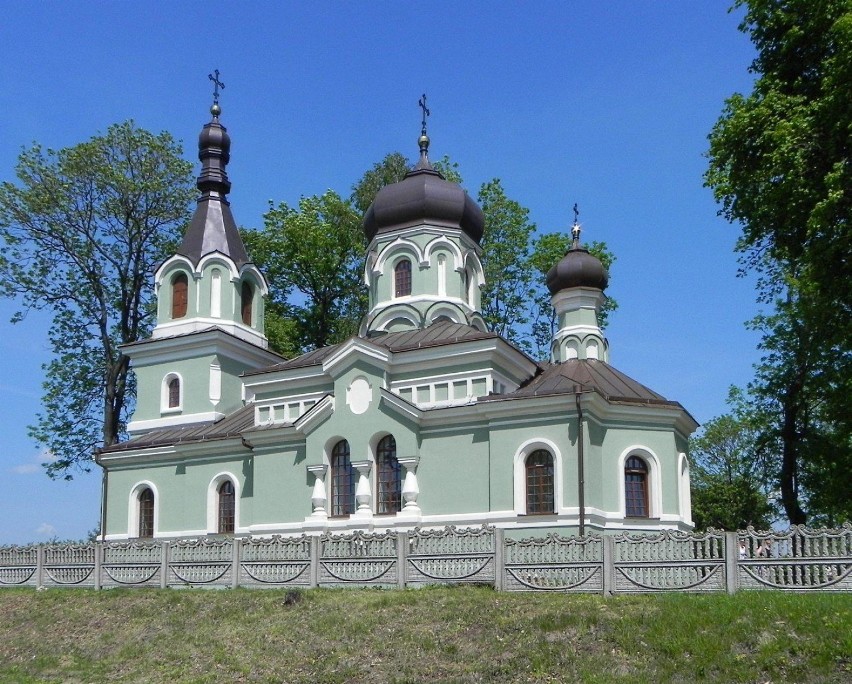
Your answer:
(1, 524), (849, 594)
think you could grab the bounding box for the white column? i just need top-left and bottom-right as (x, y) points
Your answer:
(398, 456), (421, 514)
(307, 464), (328, 519)
(351, 460), (373, 518)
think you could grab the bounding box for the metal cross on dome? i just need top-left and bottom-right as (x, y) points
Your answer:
(208, 69), (225, 106)
(418, 93), (430, 136)
(572, 203), (581, 242)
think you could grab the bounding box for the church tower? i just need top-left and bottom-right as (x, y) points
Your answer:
(360, 97), (488, 336)
(545, 217), (610, 363)
(123, 79), (279, 435)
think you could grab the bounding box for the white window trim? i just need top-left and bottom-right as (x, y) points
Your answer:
(161, 372), (184, 414)
(618, 446), (663, 519)
(206, 472), (240, 534)
(513, 438), (563, 516)
(128, 481), (159, 539)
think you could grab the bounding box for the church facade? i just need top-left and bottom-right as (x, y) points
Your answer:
(97, 102), (697, 541)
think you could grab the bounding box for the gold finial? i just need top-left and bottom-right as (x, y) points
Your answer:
(418, 93), (431, 157)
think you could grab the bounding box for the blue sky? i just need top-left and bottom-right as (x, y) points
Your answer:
(0, 2), (759, 544)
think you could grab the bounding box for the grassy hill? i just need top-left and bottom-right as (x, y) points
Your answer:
(1, 587), (850, 683)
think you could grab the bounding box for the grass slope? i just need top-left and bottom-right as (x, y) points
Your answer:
(1, 587), (850, 683)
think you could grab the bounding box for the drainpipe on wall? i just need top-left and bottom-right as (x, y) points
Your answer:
(575, 388), (585, 537)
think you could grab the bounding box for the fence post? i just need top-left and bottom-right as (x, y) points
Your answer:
(494, 528), (505, 591)
(725, 531), (738, 595)
(602, 536), (614, 596)
(231, 537), (242, 589)
(94, 541), (102, 591)
(310, 535), (320, 588)
(36, 545), (44, 589)
(160, 540), (169, 589)
(397, 531), (408, 589)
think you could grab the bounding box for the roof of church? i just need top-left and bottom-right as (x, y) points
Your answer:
(100, 404), (257, 453)
(244, 320), (503, 375)
(176, 103), (251, 268)
(481, 358), (682, 408)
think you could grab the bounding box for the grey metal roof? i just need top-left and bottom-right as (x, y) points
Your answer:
(100, 404), (256, 454)
(244, 321), (504, 375)
(483, 359), (681, 408)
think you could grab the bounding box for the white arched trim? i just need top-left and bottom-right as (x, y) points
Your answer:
(617, 446), (663, 519)
(128, 481), (159, 538)
(424, 236), (463, 271)
(425, 307), (464, 326)
(238, 263), (270, 295)
(196, 253), (240, 281)
(678, 452), (693, 526)
(206, 472), (241, 534)
(512, 438), (563, 515)
(161, 372), (184, 414)
(373, 238), (426, 275)
(463, 250), (486, 285)
(368, 307), (421, 333)
(154, 254), (196, 288)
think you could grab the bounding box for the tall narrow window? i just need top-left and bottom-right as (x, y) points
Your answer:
(241, 281), (253, 326)
(210, 269), (222, 318)
(218, 480), (235, 533)
(167, 377), (180, 409)
(394, 259), (412, 297)
(138, 488), (154, 538)
(331, 440), (355, 517)
(526, 450), (554, 514)
(171, 273), (188, 319)
(376, 435), (401, 514)
(624, 456), (649, 517)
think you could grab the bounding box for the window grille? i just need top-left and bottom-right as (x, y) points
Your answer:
(218, 480), (235, 534)
(526, 450), (554, 514)
(330, 440), (355, 516)
(395, 259), (412, 297)
(377, 435), (401, 514)
(624, 456), (649, 517)
(138, 488), (154, 538)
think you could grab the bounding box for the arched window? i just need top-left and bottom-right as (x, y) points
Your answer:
(376, 435), (401, 514)
(241, 281), (253, 326)
(624, 456), (649, 517)
(167, 376), (180, 409)
(138, 488), (154, 538)
(171, 273), (188, 319)
(394, 259), (412, 298)
(330, 440), (355, 517)
(525, 449), (554, 514)
(218, 480), (235, 534)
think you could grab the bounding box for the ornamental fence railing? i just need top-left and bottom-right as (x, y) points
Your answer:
(0, 524), (849, 594)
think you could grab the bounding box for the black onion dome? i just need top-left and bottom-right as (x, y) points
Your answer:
(546, 244), (609, 294)
(363, 149), (484, 244)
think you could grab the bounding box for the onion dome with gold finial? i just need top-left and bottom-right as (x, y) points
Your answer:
(546, 213), (609, 294)
(362, 95), (484, 244)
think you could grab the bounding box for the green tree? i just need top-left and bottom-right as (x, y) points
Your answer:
(478, 178), (537, 349)
(688, 402), (774, 530)
(0, 121), (195, 478)
(705, 0), (852, 523)
(244, 190), (367, 354)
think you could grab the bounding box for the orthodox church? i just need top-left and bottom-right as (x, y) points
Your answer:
(97, 98), (697, 540)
